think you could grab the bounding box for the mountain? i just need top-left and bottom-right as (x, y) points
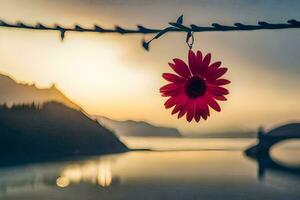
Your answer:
(97, 116), (182, 137)
(0, 73), (251, 139)
(0, 73), (79, 109)
(189, 131), (256, 138)
(0, 102), (128, 166)
(0, 73), (181, 138)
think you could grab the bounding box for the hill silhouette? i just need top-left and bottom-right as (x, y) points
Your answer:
(0, 73), (182, 137)
(190, 131), (256, 138)
(0, 73), (79, 109)
(0, 73), (252, 138)
(0, 102), (128, 166)
(97, 116), (182, 137)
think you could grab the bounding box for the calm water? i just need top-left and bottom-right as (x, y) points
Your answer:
(1, 138), (300, 200)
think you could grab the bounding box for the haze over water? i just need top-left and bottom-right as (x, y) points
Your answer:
(1, 138), (300, 200)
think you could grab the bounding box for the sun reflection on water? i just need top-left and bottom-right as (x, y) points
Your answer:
(56, 177), (70, 188)
(97, 162), (112, 187)
(56, 159), (113, 188)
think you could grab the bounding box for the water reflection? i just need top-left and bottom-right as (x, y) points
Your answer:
(56, 176), (70, 188)
(246, 153), (300, 179)
(245, 140), (300, 179)
(0, 157), (119, 197)
(57, 159), (114, 188)
(245, 140), (300, 192)
(0, 138), (300, 200)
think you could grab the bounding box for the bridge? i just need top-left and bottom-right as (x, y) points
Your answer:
(245, 123), (300, 180)
(245, 123), (300, 157)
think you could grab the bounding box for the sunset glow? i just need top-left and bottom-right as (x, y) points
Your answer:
(0, 0), (299, 135)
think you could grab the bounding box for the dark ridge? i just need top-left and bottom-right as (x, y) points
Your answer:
(97, 116), (182, 137)
(0, 101), (128, 167)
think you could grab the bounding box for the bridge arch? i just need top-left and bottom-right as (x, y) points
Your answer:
(270, 139), (300, 165)
(245, 123), (300, 157)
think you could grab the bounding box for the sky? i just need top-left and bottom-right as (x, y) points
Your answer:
(0, 0), (299, 136)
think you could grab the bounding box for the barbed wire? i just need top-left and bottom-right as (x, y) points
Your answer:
(0, 15), (299, 50)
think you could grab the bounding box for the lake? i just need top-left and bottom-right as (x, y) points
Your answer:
(0, 138), (300, 200)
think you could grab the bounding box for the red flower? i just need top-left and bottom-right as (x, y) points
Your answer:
(160, 50), (230, 122)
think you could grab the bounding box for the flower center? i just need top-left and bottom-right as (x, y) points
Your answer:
(185, 76), (207, 98)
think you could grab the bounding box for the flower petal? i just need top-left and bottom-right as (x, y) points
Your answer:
(169, 59), (191, 78)
(186, 100), (196, 122)
(194, 111), (201, 122)
(202, 53), (211, 68)
(206, 103), (210, 116)
(161, 88), (183, 97)
(162, 73), (185, 83)
(204, 103), (210, 117)
(208, 61), (222, 73)
(207, 86), (229, 96)
(196, 99), (209, 120)
(194, 101), (202, 122)
(198, 53), (211, 76)
(196, 50), (203, 66)
(213, 79), (231, 85)
(188, 50), (199, 75)
(212, 68), (228, 80)
(160, 82), (184, 97)
(171, 96), (188, 115)
(160, 83), (182, 92)
(178, 108), (187, 119)
(206, 96), (221, 112)
(212, 95), (227, 101)
(164, 96), (180, 109)
(172, 104), (182, 115)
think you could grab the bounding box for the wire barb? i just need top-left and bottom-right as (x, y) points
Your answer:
(0, 16), (299, 51)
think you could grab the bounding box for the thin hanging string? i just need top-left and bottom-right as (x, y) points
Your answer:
(185, 31), (195, 77)
(186, 31), (195, 50)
